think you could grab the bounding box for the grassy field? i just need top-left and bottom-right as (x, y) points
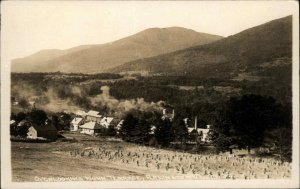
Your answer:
(11, 132), (291, 182)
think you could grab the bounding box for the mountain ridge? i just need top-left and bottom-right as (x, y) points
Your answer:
(11, 27), (223, 73)
(111, 15), (292, 79)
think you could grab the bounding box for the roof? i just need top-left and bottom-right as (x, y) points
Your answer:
(30, 124), (57, 133)
(75, 110), (86, 116)
(116, 120), (124, 130)
(87, 110), (100, 116)
(10, 120), (16, 125)
(187, 127), (210, 134)
(149, 125), (156, 134)
(17, 120), (32, 127)
(188, 127), (195, 133)
(100, 117), (114, 125)
(197, 128), (210, 134)
(79, 121), (103, 130)
(71, 117), (83, 125)
(86, 110), (102, 118)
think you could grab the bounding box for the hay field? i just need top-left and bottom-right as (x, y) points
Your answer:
(11, 132), (291, 182)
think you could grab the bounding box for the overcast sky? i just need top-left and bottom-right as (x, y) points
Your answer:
(1, 1), (298, 64)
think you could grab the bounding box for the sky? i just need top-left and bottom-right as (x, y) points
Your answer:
(1, 1), (298, 65)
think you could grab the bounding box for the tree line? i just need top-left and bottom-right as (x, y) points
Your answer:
(120, 94), (292, 162)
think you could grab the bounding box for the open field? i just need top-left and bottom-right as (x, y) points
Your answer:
(11, 132), (291, 182)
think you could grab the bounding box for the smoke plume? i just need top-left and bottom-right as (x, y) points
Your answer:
(90, 86), (164, 117)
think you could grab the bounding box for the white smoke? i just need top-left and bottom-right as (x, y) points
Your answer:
(12, 83), (164, 117)
(90, 86), (164, 117)
(42, 87), (82, 113)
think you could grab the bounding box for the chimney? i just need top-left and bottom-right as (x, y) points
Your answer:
(172, 109), (175, 119)
(163, 109), (166, 115)
(195, 116), (197, 130)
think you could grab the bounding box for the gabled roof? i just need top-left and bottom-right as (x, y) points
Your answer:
(100, 117), (114, 125)
(75, 110), (86, 116)
(79, 121), (103, 130)
(71, 117), (83, 125)
(30, 124), (57, 133)
(86, 110), (102, 118)
(116, 120), (124, 130)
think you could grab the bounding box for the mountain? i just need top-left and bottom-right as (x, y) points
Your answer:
(11, 27), (223, 73)
(112, 16), (292, 79)
(11, 45), (96, 73)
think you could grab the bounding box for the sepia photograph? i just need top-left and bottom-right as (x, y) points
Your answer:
(1, 1), (299, 188)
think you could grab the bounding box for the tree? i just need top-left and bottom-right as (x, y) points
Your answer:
(189, 129), (198, 142)
(172, 115), (188, 145)
(51, 113), (71, 131)
(120, 110), (138, 141)
(28, 109), (48, 125)
(155, 119), (175, 147)
(12, 112), (27, 122)
(264, 127), (292, 162)
(212, 94), (285, 153)
(106, 125), (117, 136)
(263, 102), (292, 162)
(120, 110), (152, 143)
(19, 98), (29, 108)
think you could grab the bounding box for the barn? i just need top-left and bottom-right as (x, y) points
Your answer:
(27, 124), (58, 140)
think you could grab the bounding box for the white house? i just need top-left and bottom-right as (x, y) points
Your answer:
(86, 110), (102, 123)
(70, 117), (84, 131)
(100, 117), (114, 128)
(197, 127), (211, 142)
(149, 125), (156, 135)
(162, 108), (175, 121)
(187, 117), (211, 142)
(79, 121), (103, 135)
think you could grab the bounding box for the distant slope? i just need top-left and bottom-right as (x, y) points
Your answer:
(112, 16), (292, 79)
(11, 45), (96, 73)
(11, 27), (223, 73)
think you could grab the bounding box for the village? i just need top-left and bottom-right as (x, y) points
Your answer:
(10, 106), (211, 144)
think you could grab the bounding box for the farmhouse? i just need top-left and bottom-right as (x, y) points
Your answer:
(79, 121), (104, 135)
(187, 117), (211, 142)
(85, 110), (102, 123)
(197, 125), (211, 142)
(100, 117), (114, 128)
(27, 124), (58, 140)
(70, 117), (84, 131)
(162, 108), (175, 121)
